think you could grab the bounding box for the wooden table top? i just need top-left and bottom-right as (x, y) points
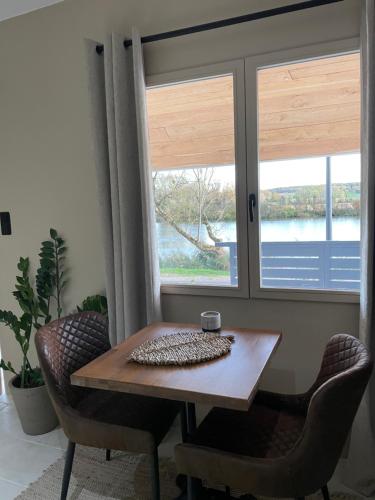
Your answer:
(71, 322), (281, 411)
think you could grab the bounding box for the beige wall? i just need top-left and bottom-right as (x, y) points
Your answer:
(0, 0), (361, 390)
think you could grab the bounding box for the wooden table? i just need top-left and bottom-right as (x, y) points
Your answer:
(71, 322), (281, 499)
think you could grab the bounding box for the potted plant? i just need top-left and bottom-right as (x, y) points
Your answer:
(77, 294), (108, 315)
(0, 229), (67, 435)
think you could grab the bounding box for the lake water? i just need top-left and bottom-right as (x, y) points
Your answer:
(156, 216), (360, 258)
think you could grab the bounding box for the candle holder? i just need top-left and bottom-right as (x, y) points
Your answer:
(201, 311), (221, 333)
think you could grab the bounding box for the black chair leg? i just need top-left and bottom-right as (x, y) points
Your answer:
(151, 447), (160, 500)
(322, 485), (330, 500)
(61, 441), (76, 500)
(106, 449), (111, 461)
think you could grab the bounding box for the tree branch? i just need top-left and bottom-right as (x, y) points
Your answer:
(203, 216), (222, 243)
(155, 206), (219, 253)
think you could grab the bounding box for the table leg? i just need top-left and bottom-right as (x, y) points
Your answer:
(175, 402), (201, 500)
(186, 402), (196, 432)
(186, 403), (200, 500)
(180, 403), (188, 442)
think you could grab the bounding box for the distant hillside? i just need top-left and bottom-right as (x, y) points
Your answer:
(260, 183), (360, 220)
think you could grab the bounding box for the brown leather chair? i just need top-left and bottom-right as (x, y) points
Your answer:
(35, 311), (180, 500)
(175, 334), (373, 500)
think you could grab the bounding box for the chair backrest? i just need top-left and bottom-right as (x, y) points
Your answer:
(291, 334), (372, 490)
(35, 311), (111, 407)
(308, 333), (371, 396)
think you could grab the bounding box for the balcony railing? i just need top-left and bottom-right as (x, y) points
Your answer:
(216, 240), (361, 290)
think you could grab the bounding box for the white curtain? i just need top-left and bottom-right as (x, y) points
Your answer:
(86, 29), (162, 345)
(342, 1), (375, 495)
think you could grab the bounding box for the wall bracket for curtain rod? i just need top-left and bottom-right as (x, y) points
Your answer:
(96, 45), (104, 55)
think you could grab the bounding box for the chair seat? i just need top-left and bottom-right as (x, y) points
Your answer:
(191, 398), (305, 459)
(64, 389), (180, 454)
(175, 396), (307, 496)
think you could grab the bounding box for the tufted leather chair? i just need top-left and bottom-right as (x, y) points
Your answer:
(175, 334), (373, 499)
(35, 312), (180, 500)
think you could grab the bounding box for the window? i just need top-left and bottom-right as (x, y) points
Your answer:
(251, 51), (361, 296)
(146, 45), (361, 300)
(146, 62), (248, 295)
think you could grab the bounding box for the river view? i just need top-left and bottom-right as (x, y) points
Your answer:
(156, 216), (360, 258)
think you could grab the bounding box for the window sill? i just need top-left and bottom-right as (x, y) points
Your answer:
(161, 284), (359, 303)
(160, 283), (249, 299)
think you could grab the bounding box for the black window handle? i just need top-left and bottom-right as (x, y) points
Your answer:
(248, 193), (256, 222)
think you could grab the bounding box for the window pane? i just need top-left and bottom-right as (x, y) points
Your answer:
(260, 157), (327, 242)
(257, 53), (361, 292)
(331, 154), (360, 241)
(147, 75), (238, 287)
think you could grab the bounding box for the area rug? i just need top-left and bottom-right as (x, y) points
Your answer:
(16, 445), (361, 500)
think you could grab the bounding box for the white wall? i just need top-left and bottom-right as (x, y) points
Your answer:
(0, 0), (361, 391)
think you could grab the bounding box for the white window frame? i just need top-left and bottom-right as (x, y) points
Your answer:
(246, 38), (361, 304)
(146, 60), (250, 298)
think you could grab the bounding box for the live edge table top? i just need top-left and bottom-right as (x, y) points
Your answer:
(71, 322), (281, 412)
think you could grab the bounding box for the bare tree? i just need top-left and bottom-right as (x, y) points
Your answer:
(153, 168), (233, 254)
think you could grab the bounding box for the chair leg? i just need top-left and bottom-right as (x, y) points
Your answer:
(322, 485), (330, 500)
(61, 441), (76, 500)
(106, 449), (111, 461)
(151, 447), (160, 500)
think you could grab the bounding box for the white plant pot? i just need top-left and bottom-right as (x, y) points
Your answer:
(9, 377), (58, 435)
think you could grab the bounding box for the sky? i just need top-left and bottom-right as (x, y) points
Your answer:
(259, 153), (361, 190)
(157, 153), (361, 190)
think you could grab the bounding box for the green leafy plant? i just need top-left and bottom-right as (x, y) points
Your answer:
(0, 258), (44, 388)
(77, 295), (108, 316)
(0, 229), (67, 389)
(36, 229), (67, 320)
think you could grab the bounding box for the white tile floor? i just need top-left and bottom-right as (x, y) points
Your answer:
(0, 392), (183, 500)
(0, 393), (66, 499)
(0, 393), (368, 500)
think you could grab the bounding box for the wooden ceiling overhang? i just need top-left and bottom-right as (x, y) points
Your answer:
(147, 53), (360, 170)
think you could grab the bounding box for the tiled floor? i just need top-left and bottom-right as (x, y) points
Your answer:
(0, 392), (367, 500)
(0, 391), (183, 500)
(0, 393), (66, 499)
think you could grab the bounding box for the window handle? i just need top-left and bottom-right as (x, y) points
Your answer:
(248, 193), (256, 222)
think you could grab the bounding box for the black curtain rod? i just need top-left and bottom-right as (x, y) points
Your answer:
(96, 0), (343, 54)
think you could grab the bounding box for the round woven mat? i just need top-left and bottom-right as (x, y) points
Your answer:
(129, 331), (234, 366)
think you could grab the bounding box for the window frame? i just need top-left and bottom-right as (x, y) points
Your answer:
(146, 60), (250, 298)
(246, 38), (361, 304)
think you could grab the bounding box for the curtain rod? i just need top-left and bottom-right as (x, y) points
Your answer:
(96, 0), (344, 54)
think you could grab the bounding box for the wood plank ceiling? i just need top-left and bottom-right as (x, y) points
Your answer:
(146, 53), (360, 170)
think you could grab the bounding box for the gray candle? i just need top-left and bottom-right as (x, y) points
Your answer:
(201, 311), (221, 333)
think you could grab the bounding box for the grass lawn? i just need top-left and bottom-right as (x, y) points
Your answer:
(160, 267), (228, 277)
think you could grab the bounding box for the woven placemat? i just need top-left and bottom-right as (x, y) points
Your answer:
(129, 331), (235, 366)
